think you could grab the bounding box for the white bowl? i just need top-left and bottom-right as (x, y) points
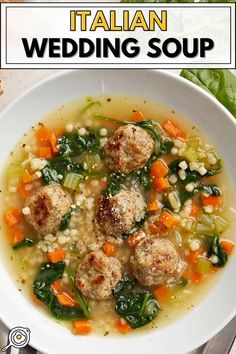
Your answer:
(0, 70), (236, 354)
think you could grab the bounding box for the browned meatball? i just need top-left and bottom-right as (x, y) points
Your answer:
(76, 250), (122, 300)
(104, 124), (154, 173)
(130, 237), (186, 286)
(96, 189), (146, 238)
(24, 184), (72, 235)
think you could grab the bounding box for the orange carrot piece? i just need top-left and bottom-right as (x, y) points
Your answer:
(57, 292), (75, 307)
(159, 211), (178, 229)
(22, 170), (32, 184)
(132, 110), (145, 122)
(147, 200), (159, 213)
(51, 280), (63, 294)
(190, 272), (203, 284)
(127, 230), (144, 247)
(8, 228), (24, 245)
(32, 293), (42, 306)
(5, 209), (21, 227)
(35, 126), (51, 145)
(102, 242), (117, 257)
(163, 119), (180, 138)
(115, 319), (131, 334)
(38, 147), (52, 159)
(187, 250), (201, 264)
(50, 134), (60, 154)
(177, 130), (188, 141)
(151, 160), (168, 179)
(148, 222), (167, 236)
(73, 320), (92, 335)
(191, 200), (202, 217)
(153, 177), (170, 192)
(153, 285), (171, 300)
(202, 195), (223, 207)
(18, 183), (30, 199)
(220, 240), (235, 255)
(47, 248), (66, 263)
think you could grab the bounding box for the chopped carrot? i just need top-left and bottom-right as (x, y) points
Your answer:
(191, 200), (202, 217)
(147, 200), (159, 213)
(51, 280), (63, 294)
(55, 127), (65, 138)
(186, 248), (203, 264)
(47, 248), (66, 263)
(151, 159), (168, 179)
(50, 134), (60, 154)
(190, 272), (203, 284)
(153, 285), (171, 300)
(153, 177), (170, 192)
(8, 228), (24, 245)
(220, 240), (235, 255)
(38, 147), (52, 159)
(73, 320), (92, 335)
(159, 211), (178, 229)
(102, 242), (117, 257)
(5, 209), (21, 227)
(177, 130), (188, 141)
(127, 230), (144, 247)
(22, 170), (32, 184)
(18, 183), (30, 199)
(132, 110), (145, 122)
(163, 119), (180, 138)
(57, 292), (75, 307)
(35, 126), (51, 145)
(202, 195), (223, 207)
(115, 319), (131, 334)
(148, 222), (167, 236)
(32, 293), (42, 306)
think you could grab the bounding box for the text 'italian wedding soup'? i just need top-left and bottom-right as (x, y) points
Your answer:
(1, 95), (235, 336)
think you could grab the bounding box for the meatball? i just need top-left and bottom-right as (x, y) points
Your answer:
(76, 250), (122, 300)
(130, 237), (186, 286)
(24, 184), (72, 235)
(104, 124), (154, 173)
(96, 189), (146, 238)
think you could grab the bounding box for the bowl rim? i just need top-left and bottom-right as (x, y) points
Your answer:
(0, 69), (236, 354)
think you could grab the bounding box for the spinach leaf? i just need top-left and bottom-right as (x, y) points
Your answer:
(60, 209), (72, 231)
(159, 140), (174, 155)
(113, 277), (159, 329)
(57, 131), (100, 157)
(180, 69), (236, 118)
(103, 173), (126, 197)
(33, 262), (84, 320)
(203, 184), (222, 196)
(179, 185), (200, 205)
(208, 236), (228, 267)
(168, 159), (183, 174)
(41, 164), (60, 184)
(13, 238), (35, 250)
(121, 212), (147, 240)
(67, 267), (91, 318)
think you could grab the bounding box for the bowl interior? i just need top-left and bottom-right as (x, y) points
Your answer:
(0, 70), (236, 354)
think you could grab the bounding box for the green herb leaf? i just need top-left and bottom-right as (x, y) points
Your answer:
(60, 209), (72, 231)
(203, 184), (222, 196)
(13, 238), (35, 250)
(208, 236), (228, 267)
(180, 69), (236, 118)
(33, 262), (84, 320)
(113, 277), (159, 329)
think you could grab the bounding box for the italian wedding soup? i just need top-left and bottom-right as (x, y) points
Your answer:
(1, 95), (235, 336)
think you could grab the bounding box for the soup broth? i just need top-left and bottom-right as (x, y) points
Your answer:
(0, 95), (235, 336)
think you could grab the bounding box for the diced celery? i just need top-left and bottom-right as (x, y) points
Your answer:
(182, 147), (198, 163)
(195, 223), (214, 235)
(212, 215), (228, 233)
(63, 173), (83, 191)
(168, 191), (181, 210)
(80, 153), (103, 172)
(187, 137), (200, 149)
(196, 258), (212, 274)
(7, 164), (23, 187)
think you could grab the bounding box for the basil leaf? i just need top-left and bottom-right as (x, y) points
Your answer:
(13, 238), (35, 250)
(180, 69), (236, 117)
